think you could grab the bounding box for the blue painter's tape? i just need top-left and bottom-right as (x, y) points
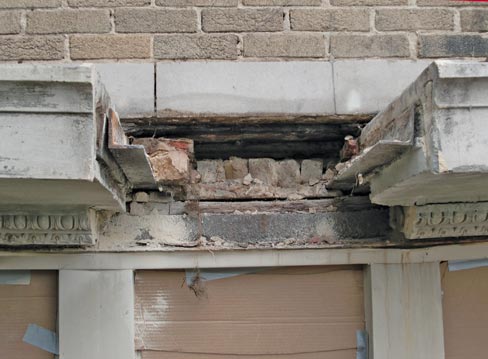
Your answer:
(356, 330), (368, 359)
(448, 259), (488, 272)
(0, 270), (30, 285)
(185, 268), (266, 285)
(23, 324), (59, 355)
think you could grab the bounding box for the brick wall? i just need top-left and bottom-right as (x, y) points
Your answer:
(0, 1), (487, 61)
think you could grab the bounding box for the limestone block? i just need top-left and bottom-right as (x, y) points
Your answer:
(301, 159), (323, 184)
(224, 157), (249, 179)
(249, 158), (278, 186)
(276, 160), (300, 188)
(197, 160), (226, 183)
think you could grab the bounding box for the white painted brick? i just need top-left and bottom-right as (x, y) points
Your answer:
(95, 63), (154, 118)
(157, 61), (334, 115)
(334, 60), (432, 114)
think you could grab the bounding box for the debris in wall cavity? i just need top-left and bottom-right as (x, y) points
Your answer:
(192, 157), (340, 200)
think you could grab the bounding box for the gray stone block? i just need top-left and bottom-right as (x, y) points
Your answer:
(157, 61), (334, 115)
(333, 59), (432, 114)
(96, 63), (154, 118)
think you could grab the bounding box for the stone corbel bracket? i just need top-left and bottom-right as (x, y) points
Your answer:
(330, 60), (488, 208)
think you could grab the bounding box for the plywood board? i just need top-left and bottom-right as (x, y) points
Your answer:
(0, 271), (57, 359)
(442, 263), (488, 359)
(135, 266), (364, 358)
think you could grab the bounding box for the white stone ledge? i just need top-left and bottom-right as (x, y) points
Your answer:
(1, 242), (488, 269)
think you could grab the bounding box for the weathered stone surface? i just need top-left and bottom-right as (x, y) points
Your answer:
(202, 208), (389, 243)
(243, 0), (321, 4)
(224, 157), (249, 179)
(197, 160), (226, 183)
(95, 63), (155, 118)
(0, 36), (65, 60)
(69, 0), (149, 5)
(70, 35), (151, 59)
(0, 0), (60, 8)
(333, 59), (431, 114)
(301, 160), (323, 185)
(331, 34), (410, 58)
(276, 160), (300, 188)
(195, 181), (339, 201)
(419, 34), (488, 57)
(0, 212), (95, 246)
(391, 203), (488, 239)
(115, 8), (197, 33)
(342, 61), (488, 206)
(0, 11), (21, 34)
(133, 192), (149, 203)
(290, 9), (370, 31)
(331, 0), (406, 4)
(243, 33), (325, 58)
(249, 158), (278, 186)
(156, 62), (335, 115)
(202, 8), (283, 32)
(154, 34), (238, 59)
(461, 10), (488, 32)
(27, 9), (111, 34)
(376, 9), (454, 31)
(99, 210), (199, 248)
(157, 0), (237, 5)
(133, 138), (194, 184)
(418, 0), (488, 5)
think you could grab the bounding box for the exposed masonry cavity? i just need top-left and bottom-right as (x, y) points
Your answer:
(94, 121), (396, 251)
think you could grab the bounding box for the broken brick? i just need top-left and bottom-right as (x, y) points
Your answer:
(133, 138), (194, 184)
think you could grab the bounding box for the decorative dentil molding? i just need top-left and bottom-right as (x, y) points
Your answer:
(391, 203), (488, 240)
(0, 212), (94, 246)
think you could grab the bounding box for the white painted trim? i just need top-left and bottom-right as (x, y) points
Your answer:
(59, 270), (135, 359)
(368, 263), (445, 359)
(0, 242), (487, 270)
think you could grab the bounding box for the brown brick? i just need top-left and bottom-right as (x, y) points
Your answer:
(68, 0), (149, 6)
(331, 34), (410, 58)
(243, 0), (321, 5)
(290, 9), (370, 32)
(157, 0), (237, 5)
(418, 0), (488, 6)
(27, 9), (111, 34)
(331, 0), (407, 4)
(419, 34), (488, 58)
(0, 11), (22, 34)
(244, 33), (325, 58)
(376, 9), (454, 31)
(154, 34), (238, 59)
(70, 35), (151, 59)
(461, 9), (488, 32)
(115, 8), (197, 33)
(0, 0), (60, 8)
(0, 36), (65, 60)
(202, 8), (283, 32)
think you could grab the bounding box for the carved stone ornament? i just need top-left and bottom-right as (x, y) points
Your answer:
(0, 212), (94, 246)
(390, 203), (488, 240)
